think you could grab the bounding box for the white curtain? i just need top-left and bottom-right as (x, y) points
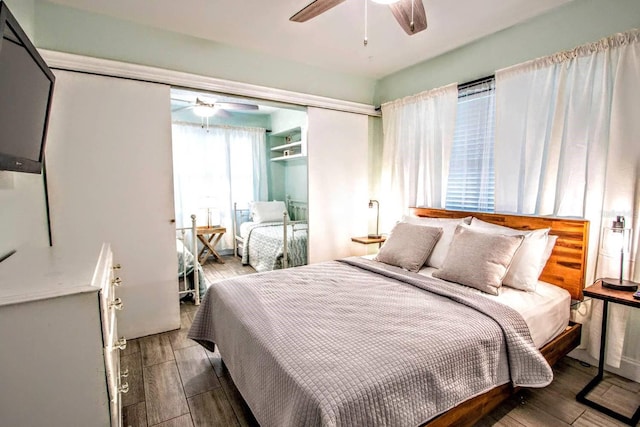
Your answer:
(495, 29), (640, 368)
(172, 123), (267, 250)
(380, 83), (458, 230)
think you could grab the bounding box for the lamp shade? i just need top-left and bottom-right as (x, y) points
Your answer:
(601, 216), (636, 291)
(601, 226), (631, 255)
(368, 199), (380, 239)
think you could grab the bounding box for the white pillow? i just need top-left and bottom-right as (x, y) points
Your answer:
(250, 201), (289, 223)
(401, 215), (472, 269)
(469, 218), (550, 292)
(538, 235), (558, 276)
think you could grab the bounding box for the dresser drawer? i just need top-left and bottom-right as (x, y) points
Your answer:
(96, 245), (125, 427)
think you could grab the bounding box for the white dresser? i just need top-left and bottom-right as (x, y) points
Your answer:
(0, 243), (126, 427)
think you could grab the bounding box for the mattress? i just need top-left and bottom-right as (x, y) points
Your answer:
(418, 266), (570, 348)
(239, 220), (256, 238)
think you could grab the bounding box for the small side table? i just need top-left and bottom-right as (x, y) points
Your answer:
(351, 236), (386, 249)
(576, 280), (640, 425)
(196, 226), (226, 264)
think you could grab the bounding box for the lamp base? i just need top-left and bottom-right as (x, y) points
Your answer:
(601, 278), (638, 291)
(367, 234), (382, 239)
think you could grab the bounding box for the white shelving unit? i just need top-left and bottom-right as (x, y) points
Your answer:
(270, 126), (307, 162)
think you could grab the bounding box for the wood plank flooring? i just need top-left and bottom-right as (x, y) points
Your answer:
(121, 255), (640, 426)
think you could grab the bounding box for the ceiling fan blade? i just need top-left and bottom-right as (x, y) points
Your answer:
(215, 102), (259, 111)
(389, 0), (427, 35)
(215, 109), (232, 119)
(290, 0), (346, 22)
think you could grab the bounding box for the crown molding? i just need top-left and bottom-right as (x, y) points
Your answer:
(39, 49), (380, 117)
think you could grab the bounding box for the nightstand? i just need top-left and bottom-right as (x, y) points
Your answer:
(196, 226), (226, 264)
(576, 280), (640, 425)
(351, 236), (386, 245)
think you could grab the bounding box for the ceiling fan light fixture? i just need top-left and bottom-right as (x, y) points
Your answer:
(193, 105), (216, 118)
(371, 0), (401, 4)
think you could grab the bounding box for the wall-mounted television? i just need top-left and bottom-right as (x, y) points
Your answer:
(0, 1), (55, 174)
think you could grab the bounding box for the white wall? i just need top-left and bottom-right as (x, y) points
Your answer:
(0, 172), (49, 256)
(307, 108), (369, 262)
(270, 109), (307, 135)
(4, 0), (35, 38)
(284, 159), (308, 204)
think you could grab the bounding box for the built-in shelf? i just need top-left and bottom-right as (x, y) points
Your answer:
(271, 141), (302, 152)
(271, 153), (306, 162)
(269, 125), (306, 162)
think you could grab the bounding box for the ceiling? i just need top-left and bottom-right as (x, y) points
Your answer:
(45, 0), (573, 80)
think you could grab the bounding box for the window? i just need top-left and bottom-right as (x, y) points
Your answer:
(445, 77), (495, 212)
(172, 124), (265, 250)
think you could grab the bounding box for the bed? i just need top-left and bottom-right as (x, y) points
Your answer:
(189, 208), (589, 426)
(176, 214), (207, 305)
(233, 198), (308, 272)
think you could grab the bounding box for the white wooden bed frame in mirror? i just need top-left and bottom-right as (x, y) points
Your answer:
(175, 214), (201, 304)
(233, 196), (308, 270)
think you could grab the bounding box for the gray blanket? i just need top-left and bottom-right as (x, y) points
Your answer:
(241, 222), (308, 272)
(188, 257), (552, 426)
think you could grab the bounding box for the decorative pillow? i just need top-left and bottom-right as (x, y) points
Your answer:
(469, 218), (550, 292)
(433, 225), (524, 295)
(401, 215), (472, 269)
(375, 223), (443, 273)
(537, 235), (558, 277)
(250, 201), (289, 223)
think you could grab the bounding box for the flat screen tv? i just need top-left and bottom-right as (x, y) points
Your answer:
(0, 1), (55, 174)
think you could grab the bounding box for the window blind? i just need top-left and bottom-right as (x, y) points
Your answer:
(445, 78), (495, 212)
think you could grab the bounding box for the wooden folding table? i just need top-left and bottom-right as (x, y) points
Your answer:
(196, 226), (226, 264)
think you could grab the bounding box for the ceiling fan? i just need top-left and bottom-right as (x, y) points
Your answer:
(290, 0), (427, 36)
(172, 97), (259, 118)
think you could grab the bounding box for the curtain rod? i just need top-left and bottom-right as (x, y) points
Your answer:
(458, 75), (495, 90)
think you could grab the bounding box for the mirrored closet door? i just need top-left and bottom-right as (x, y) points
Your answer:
(170, 88), (309, 279)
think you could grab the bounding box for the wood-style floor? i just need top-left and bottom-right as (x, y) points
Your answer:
(121, 255), (640, 427)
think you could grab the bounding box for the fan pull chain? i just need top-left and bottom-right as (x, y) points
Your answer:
(364, 0), (368, 46)
(201, 116), (210, 132)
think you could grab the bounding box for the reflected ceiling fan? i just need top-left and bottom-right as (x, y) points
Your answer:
(290, 0), (427, 37)
(172, 97), (259, 118)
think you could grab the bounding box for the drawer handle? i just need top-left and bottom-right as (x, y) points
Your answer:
(112, 277), (122, 287)
(112, 263), (122, 271)
(109, 298), (124, 311)
(119, 382), (129, 394)
(121, 368), (129, 378)
(114, 337), (127, 350)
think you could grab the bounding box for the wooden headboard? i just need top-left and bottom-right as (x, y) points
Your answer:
(410, 208), (590, 300)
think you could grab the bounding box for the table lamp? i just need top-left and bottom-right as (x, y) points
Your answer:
(368, 199), (381, 239)
(601, 215), (637, 291)
(199, 197), (220, 228)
